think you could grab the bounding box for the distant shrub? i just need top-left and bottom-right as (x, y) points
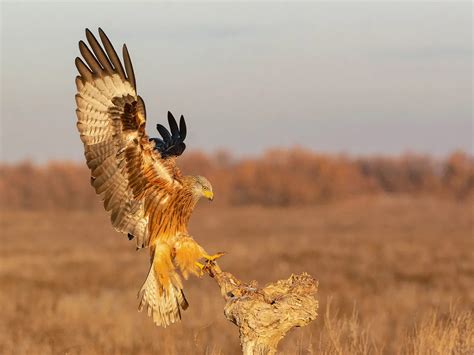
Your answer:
(0, 150), (472, 210)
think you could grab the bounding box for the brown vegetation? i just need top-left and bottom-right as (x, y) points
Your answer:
(0, 151), (472, 353)
(0, 196), (472, 354)
(0, 150), (472, 210)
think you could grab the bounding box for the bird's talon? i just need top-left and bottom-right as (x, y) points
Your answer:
(204, 252), (226, 263)
(195, 261), (205, 277)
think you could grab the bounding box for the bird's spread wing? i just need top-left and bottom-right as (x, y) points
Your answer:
(75, 28), (180, 248)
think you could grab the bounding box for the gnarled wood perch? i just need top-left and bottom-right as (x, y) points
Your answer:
(205, 262), (319, 354)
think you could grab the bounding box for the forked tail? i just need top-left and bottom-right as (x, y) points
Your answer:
(138, 244), (189, 327)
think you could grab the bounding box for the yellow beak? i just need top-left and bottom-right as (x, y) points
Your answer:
(203, 189), (214, 201)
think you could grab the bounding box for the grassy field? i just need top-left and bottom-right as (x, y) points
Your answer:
(0, 196), (472, 354)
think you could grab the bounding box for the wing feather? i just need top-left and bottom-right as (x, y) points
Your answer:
(123, 44), (136, 90)
(85, 29), (114, 74)
(79, 40), (104, 75)
(75, 28), (180, 248)
(75, 58), (93, 81)
(98, 28), (127, 81)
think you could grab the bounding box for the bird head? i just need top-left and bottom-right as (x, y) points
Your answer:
(193, 175), (214, 201)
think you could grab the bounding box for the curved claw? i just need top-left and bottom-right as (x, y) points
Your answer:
(204, 252), (226, 263)
(195, 261), (205, 277)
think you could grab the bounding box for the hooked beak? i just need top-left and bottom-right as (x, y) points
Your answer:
(203, 189), (214, 201)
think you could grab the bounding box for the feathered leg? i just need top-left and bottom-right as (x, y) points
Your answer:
(174, 235), (225, 278)
(138, 242), (188, 327)
(174, 235), (206, 279)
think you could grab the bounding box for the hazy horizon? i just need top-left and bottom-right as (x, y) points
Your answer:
(1, 1), (472, 163)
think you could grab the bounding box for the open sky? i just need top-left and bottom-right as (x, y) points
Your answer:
(1, 1), (472, 163)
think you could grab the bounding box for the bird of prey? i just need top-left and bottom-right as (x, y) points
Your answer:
(74, 28), (223, 327)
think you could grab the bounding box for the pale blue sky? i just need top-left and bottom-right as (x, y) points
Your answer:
(1, 1), (472, 162)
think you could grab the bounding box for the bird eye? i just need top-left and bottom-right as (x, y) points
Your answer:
(202, 185), (208, 190)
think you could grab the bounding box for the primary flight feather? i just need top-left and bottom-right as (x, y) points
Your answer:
(75, 28), (222, 327)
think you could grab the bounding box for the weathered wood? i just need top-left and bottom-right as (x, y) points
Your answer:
(205, 262), (319, 354)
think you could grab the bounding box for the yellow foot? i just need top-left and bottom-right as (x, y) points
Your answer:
(195, 261), (205, 277)
(204, 252), (226, 262)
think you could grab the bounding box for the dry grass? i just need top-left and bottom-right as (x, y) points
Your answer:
(0, 196), (472, 354)
(403, 305), (473, 355)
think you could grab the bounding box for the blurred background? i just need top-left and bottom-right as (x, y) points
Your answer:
(1, 1), (472, 354)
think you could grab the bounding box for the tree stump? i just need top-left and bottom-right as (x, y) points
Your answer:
(205, 262), (319, 354)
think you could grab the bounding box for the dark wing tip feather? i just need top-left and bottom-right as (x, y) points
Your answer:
(123, 44), (136, 90)
(156, 124), (172, 142)
(179, 115), (187, 140)
(79, 28), (137, 91)
(151, 112), (188, 158)
(78, 40), (103, 75)
(98, 27), (106, 39)
(75, 57), (93, 81)
(168, 112), (179, 136)
(97, 28), (127, 81)
(85, 28), (114, 74)
(177, 142), (186, 155)
(137, 96), (146, 118)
